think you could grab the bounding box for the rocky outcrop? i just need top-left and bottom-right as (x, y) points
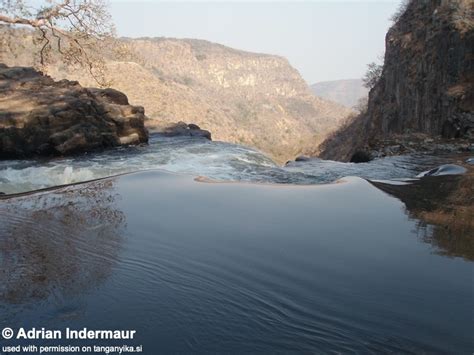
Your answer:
(150, 121), (212, 140)
(0, 64), (148, 158)
(318, 0), (473, 161)
(368, 0), (473, 140)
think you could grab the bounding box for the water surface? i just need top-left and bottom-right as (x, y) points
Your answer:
(1, 170), (472, 353)
(0, 134), (468, 194)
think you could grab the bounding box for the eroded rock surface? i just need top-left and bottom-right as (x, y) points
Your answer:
(0, 64), (148, 158)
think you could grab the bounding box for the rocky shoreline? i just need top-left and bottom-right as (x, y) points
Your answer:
(369, 134), (473, 158)
(350, 133), (474, 163)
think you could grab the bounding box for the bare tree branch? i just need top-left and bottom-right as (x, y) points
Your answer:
(0, 0), (115, 86)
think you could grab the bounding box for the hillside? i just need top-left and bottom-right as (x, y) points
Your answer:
(318, 0), (473, 161)
(310, 79), (367, 109)
(1, 31), (352, 163)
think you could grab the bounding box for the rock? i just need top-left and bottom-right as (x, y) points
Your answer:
(350, 151), (372, 163)
(317, 0), (473, 162)
(0, 65), (148, 159)
(465, 157), (474, 165)
(187, 123), (201, 130)
(417, 164), (467, 177)
(119, 133), (141, 145)
(154, 121), (212, 140)
(88, 88), (129, 106)
(189, 129), (211, 140)
(367, 1), (474, 142)
(295, 155), (311, 162)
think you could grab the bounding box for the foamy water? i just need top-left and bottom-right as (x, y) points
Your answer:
(0, 134), (464, 194)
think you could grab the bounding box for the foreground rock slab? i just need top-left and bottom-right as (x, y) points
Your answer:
(0, 64), (148, 158)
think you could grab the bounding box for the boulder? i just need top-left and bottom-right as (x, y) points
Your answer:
(350, 151), (372, 163)
(0, 64), (148, 159)
(152, 121), (212, 140)
(295, 155), (311, 162)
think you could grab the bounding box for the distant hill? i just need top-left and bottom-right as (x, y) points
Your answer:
(1, 29), (352, 163)
(310, 79), (368, 109)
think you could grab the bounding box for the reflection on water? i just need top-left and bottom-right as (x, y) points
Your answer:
(0, 170), (473, 353)
(0, 180), (125, 306)
(371, 170), (474, 261)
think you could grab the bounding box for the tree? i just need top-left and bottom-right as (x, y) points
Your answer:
(0, 0), (114, 85)
(362, 62), (383, 90)
(353, 96), (368, 114)
(390, 0), (411, 23)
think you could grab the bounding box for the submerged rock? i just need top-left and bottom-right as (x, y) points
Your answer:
(0, 64), (148, 159)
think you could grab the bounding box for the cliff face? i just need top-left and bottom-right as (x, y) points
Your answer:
(1, 32), (352, 163)
(318, 0), (473, 161)
(368, 0), (473, 139)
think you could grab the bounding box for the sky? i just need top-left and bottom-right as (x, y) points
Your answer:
(109, 0), (402, 84)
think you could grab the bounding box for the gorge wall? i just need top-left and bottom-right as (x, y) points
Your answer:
(1, 31), (352, 163)
(319, 0), (473, 161)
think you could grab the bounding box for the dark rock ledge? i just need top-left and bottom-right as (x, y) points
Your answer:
(148, 121), (212, 140)
(0, 64), (148, 159)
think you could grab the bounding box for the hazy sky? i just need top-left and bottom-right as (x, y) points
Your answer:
(109, 1), (402, 83)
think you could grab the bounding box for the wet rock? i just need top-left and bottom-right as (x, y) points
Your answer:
(295, 155), (311, 162)
(119, 133), (141, 145)
(465, 157), (474, 165)
(350, 151), (372, 163)
(0, 64), (148, 159)
(154, 121), (212, 140)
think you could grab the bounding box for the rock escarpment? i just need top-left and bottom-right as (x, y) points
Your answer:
(368, 0), (473, 139)
(0, 64), (148, 158)
(318, 0), (473, 161)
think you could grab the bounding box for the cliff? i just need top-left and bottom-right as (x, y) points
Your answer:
(318, 0), (473, 161)
(0, 64), (148, 158)
(1, 31), (352, 163)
